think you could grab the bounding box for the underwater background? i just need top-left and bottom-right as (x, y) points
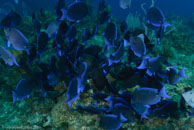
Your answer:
(0, 0), (194, 130)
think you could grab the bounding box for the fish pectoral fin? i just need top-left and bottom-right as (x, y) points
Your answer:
(12, 56), (19, 66)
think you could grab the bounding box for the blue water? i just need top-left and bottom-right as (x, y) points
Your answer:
(1, 0), (194, 21)
(105, 0), (194, 21)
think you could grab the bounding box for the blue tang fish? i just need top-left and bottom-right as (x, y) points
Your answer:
(0, 46), (19, 66)
(46, 20), (60, 38)
(108, 42), (124, 66)
(99, 114), (127, 130)
(137, 56), (162, 76)
(66, 77), (82, 107)
(112, 103), (135, 123)
(67, 1), (88, 22)
(167, 66), (186, 85)
(146, 7), (170, 44)
(132, 103), (150, 119)
(12, 79), (35, 103)
(128, 34), (146, 57)
(4, 28), (29, 53)
(32, 12), (41, 36)
(131, 87), (170, 106)
(104, 22), (117, 45)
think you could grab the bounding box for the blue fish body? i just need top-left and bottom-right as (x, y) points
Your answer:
(167, 67), (186, 85)
(131, 87), (170, 106)
(113, 103), (135, 123)
(67, 1), (88, 22)
(137, 56), (162, 76)
(0, 46), (19, 66)
(66, 77), (82, 107)
(131, 103), (150, 119)
(32, 12), (41, 36)
(75, 104), (107, 114)
(99, 114), (126, 130)
(12, 79), (35, 103)
(108, 42), (124, 66)
(104, 22), (117, 45)
(4, 28), (29, 53)
(37, 31), (49, 58)
(129, 34), (146, 57)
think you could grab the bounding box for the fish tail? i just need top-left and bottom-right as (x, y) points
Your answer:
(26, 46), (33, 55)
(108, 57), (114, 66)
(12, 91), (17, 103)
(12, 56), (19, 66)
(119, 112), (128, 122)
(179, 67), (186, 78)
(159, 86), (171, 98)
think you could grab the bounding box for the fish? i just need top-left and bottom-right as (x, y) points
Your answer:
(32, 12), (41, 36)
(4, 28), (29, 53)
(55, 21), (68, 47)
(108, 42), (124, 66)
(92, 24), (98, 38)
(112, 103), (135, 123)
(67, 1), (88, 22)
(128, 34), (146, 57)
(116, 65), (134, 80)
(58, 21), (68, 35)
(0, 46), (19, 66)
(76, 61), (87, 80)
(131, 87), (170, 106)
(182, 90), (194, 109)
(55, 21), (68, 55)
(104, 22), (117, 45)
(37, 31), (49, 58)
(98, 0), (106, 13)
(55, 0), (66, 20)
(82, 28), (92, 44)
(106, 96), (129, 112)
(137, 56), (162, 76)
(92, 67), (107, 90)
(167, 66), (186, 85)
(146, 7), (171, 44)
(138, 75), (165, 90)
(132, 103), (150, 119)
(84, 45), (101, 57)
(55, 29), (64, 50)
(0, 10), (21, 28)
(105, 74), (118, 95)
(146, 7), (165, 29)
(75, 104), (107, 114)
(90, 92), (108, 101)
(99, 11), (110, 24)
(150, 100), (178, 118)
(120, 20), (128, 33)
(27, 45), (37, 66)
(119, 0), (132, 9)
(67, 24), (77, 42)
(123, 30), (131, 42)
(39, 8), (45, 17)
(47, 72), (60, 86)
(12, 79), (35, 103)
(99, 114), (127, 130)
(46, 21), (60, 38)
(66, 77), (82, 107)
(119, 91), (132, 103)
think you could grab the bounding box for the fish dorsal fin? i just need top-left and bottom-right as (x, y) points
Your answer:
(137, 34), (144, 42)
